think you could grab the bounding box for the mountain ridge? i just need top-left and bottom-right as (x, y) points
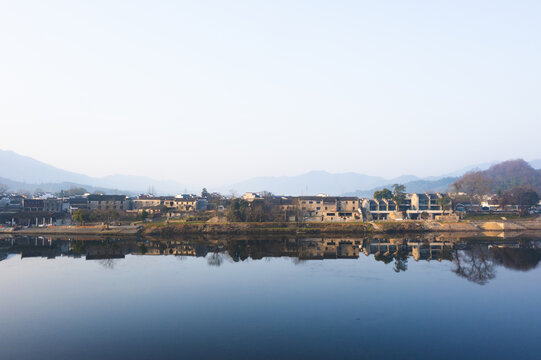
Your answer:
(1, 149), (540, 196)
(217, 171), (421, 196)
(0, 149), (188, 195)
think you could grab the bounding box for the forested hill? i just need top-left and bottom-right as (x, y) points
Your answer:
(456, 159), (541, 194)
(487, 160), (541, 192)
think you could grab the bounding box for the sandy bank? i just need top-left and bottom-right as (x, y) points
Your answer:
(1, 219), (540, 237)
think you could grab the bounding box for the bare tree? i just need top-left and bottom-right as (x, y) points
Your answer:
(452, 245), (495, 285)
(497, 190), (514, 211)
(99, 258), (117, 269)
(453, 171), (492, 211)
(512, 186), (539, 216)
(207, 252), (224, 266)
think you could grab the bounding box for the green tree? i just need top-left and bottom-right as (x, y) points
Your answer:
(393, 248), (409, 273)
(159, 205), (170, 216)
(73, 209), (86, 225)
(201, 188), (209, 198)
(436, 195), (452, 215)
(225, 198), (275, 222)
(392, 184), (406, 211)
(73, 241), (85, 254)
(206, 192), (225, 211)
(374, 188), (392, 200)
(140, 209), (149, 221)
(226, 198), (247, 222)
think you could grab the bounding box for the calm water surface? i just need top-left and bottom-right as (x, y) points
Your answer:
(1, 235), (540, 360)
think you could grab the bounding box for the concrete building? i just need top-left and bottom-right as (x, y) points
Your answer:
(411, 193), (443, 211)
(361, 193), (445, 220)
(133, 196), (174, 210)
(173, 197), (200, 212)
(87, 195), (129, 211)
(44, 199), (63, 213)
(133, 196), (207, 213)
(361, 198), (397, 220)
(68, 197), (89, 213)
(298, 196), (363, 222)
(298, 238), (360, 259)
(22, 199), (44, 212)
(241, 192), (263, 202)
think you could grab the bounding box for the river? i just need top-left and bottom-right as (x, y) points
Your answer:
(1, 235), (540, 359)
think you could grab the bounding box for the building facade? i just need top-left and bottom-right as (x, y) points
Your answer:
(87, 195), (129, 211)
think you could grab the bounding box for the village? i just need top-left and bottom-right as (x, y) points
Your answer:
(1, 186), (540, 229)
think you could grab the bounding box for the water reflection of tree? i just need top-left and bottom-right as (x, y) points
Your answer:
(452, 245), (495, 285)
(207, 251), (224, 267)
(138, 243), (148, 255)
(226, 240), (268, 262)
(99, 258), (117, 269)
(95, 241), (122, 270)
(393, 248), (408, 273)
(374, 252), (394, 264)
(489, 241), (541, 271)
(373, 242), (408, 272)
(72, 241), (85, 255)
(226, 240), (249, 262)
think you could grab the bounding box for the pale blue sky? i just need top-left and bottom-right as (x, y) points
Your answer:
(1, 0), (539, 186)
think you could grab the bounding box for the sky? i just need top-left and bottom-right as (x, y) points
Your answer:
(1, 0), (540, 187)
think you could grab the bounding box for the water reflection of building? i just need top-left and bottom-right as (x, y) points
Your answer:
(85, 243), (126, 260)
(298, 239), (360, 260)
(360, 238), (454, 262)
(1, 236), (540, 277)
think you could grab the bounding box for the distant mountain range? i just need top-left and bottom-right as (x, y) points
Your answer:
(343, 177), (459, 198)
(0, 149), (187, 195)
(220, 160), (541, 196)
(0, 176), (128, 195)
(217, 171), (420, 196)
(0, 149), (540, 196)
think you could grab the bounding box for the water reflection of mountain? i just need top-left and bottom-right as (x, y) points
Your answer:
(1, 236), (540, 284)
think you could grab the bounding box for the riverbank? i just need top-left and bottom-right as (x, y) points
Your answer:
(143, 219), (541, 236)
(0, 225), (142, 236)
(1, 218), (540, 237)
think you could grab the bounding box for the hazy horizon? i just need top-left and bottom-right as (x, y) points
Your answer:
(1, 147), (539, 191)
(2, 1), (540, 186)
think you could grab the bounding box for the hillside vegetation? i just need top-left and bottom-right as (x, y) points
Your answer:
(456, 159), (541, 193)
(482, 159), (541, 193)
(453, 159), (541, 215)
